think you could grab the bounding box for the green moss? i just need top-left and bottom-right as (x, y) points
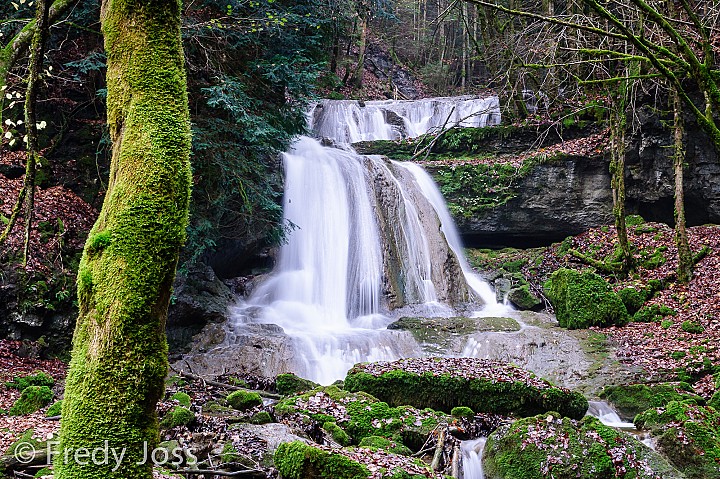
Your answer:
(276, 373), (320, 396)
(170, 391), (191, 407)
(250, 411), (273, 425)
(344, 367), (588, 419)
(274, 441), (369, 479)
(451, 406), (475, 418)
(625, 214), (645, 226)
(46, 399), (63, 417)
(86, 230), (112, 254)
(221, 441), (240, 463)
(160, 406), (195, 429)
(227, 390), (263, 411)
(681, 320), (705, 334)
(507, 285), (542, 311)
(324, 421), (351, 446)
(617, 287), (647, 315)
(633, 304), (677, 323)
(635, 401), (720, 478)
(544, 268), (629, 329)
(9, 385), (53, 415)
(670, 351), (686, 360)
(358, 436), (412, 455)
(34, 466), (53, 477)
(5, 371), (54, 391)
(484, 413), (683, 479)
(600, 382), (703, 419)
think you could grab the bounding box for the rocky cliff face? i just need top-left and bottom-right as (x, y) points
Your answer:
(454, 113), (720, 247)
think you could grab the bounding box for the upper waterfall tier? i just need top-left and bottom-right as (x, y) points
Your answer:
(309, 96), (501, 144)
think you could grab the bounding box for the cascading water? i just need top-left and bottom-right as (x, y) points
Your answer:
(228, 96), (504, 383)
(460, 438), (487, 479)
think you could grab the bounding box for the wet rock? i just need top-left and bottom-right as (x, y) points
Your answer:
(493, 277), (512, 302)
(167, 263), (235, 354)
(507, 285), (542, 311)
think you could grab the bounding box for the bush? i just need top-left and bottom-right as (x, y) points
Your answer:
(8, 386), (53, 415)
(544, 269), (629, 329)
(227, 390), (263, 411)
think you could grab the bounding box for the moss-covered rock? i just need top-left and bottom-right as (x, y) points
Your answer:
(633, 304), (677, 323)
(617, 287), (647, 315)
(1, 429), (54, 470)
(387, 316), (520, 354)
(170, 391), (191, 407)
(160, 406), (195, 428)
(600, 382), (704, 419)
(484, 413), (684, 479)
(227, 390), (263, 411)
(635, 401), (720, 478)
(274, 385), (447, 451)
(345, 358), (588, 419)
(544, 268), (629, 329)
(507, 285), (542, 311)
(358, 436), (413, 456)
(451, 406), (475, 419)
(273, 441), (433, 479)
(8, 385), (54, 416)
(323, 421), (351, 446)
(250, 411), (273, 425)
(5, 371), (54, 391)
(46, 399), (63, 417)
(275, 373), (320, 396)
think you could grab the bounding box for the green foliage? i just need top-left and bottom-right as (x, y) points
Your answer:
(635, 401), (720, 478)
(276, 373), (320, 396)
(226, 390), (263, 411)
(171, 391), (191, 407)
(274, 441), (370, 479)
(5, 371), (54, 391)
(9, 385), (53, 416)
(633, 304), (677, 323)
(544, 268), (629, 329)
(344, 369), (588, 420)
(46, 399), (63, 417)
(625, 215), (646, 226)
(600, 382), (703, 419)
(324, 421), (351, 446)
(682, 320), (705, 334)
(160, 406), (195, 429)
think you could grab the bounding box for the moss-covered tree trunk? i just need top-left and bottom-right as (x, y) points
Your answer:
(672, 86), (692, 283)
(55, 0), (192, 478)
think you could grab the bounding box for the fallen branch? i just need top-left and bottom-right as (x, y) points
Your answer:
(170, 369), (281, 399)
(569, 248), (624, 274)
(430, 428), (446, 471)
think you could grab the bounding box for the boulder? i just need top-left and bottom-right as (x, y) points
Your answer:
(484, 413), (684, 479)
(344, 357), (588, 419)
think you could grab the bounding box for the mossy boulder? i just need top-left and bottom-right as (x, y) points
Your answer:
(273, 441), (433, 479)
(358, 436), (412, 456)
(344, 358), (588, 419)
(323, 421), (351, 446)
(387, 316), (520, 354)
(275, 373), (320, 396)
(227, 390), (263, 411)
(633, 304), (676, 323)
(600, 382), (704, 419)
(250, 411), (273, 425)
(507, 285), (542, 311)
(46, 400), (63, 417)
(0, 429), (54, 470)
(5, 372), (54, 391)
(274, 385), (447, 451)
(635, 401), (720, 478)
(160, 406), (195, 428)
(170, 391), (191, 407)
(544, 268), (629, 329)
(8, 386), (54, 416)
(484, 413), (684, 479)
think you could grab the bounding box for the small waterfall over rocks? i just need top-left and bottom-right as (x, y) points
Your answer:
(223, 96), (504, 383)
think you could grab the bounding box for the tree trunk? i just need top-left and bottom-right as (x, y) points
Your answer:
(609, 87), (631, 274)
(350, 14), (368, 88)
(55, 0), (192, 477)
(673, 86), (693, 283)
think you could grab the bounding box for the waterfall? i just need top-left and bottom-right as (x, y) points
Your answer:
(586, 401), (635, 429)
(461, 438), (487, 479)
(229, 96), (504, 383)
